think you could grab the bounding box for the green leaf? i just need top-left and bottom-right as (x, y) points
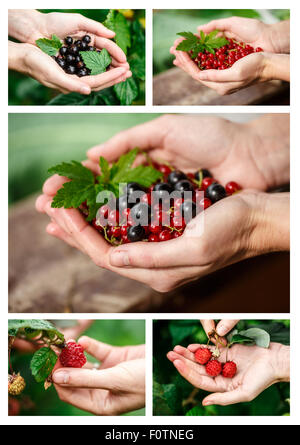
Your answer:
(129, 57), (145, 81)
(177, 31), (198, 41)
(30, 347), (58, 383)
(229, 334), (256, 346)
(103, 9), (117, 32)
(51, 181), (96, 211)
(207, 30), (219, 40)
(48, 161), (94, 183)
(130, 20), (145, 57)
(79, 49), (111, 75)
(111, 148), (139, 183)
(153, 381), (181, 416)
(36, 34), (62, 56)
(239, 328), (270, 348)
(8, 320), (64, 345)
(99, 156), (110, 183)
(120, 165), (162, 188)
(185, 405), (204, 416)
(114, 12), (131, 54)
(114, 77), (139, 105)
(47, 92), (90, 106)
(176, 29), (229, 56)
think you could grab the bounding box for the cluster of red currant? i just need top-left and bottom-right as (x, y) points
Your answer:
(86, 163), (242, 245)
(190, 38), (263, 70)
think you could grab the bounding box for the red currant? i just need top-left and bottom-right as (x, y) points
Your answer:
(225, 181), (242, 195)
(159, 229), (172, 242)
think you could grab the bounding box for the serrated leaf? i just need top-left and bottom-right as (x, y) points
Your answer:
(177, 31), (198, 41)
(36, 34), (62, 56)
(239, 328), (270, 348)
(207, 30), (219, 40)
(111, 148), (139, 183)
(99, 156), (110, 183)
(103, 9), (117, 32)
(130, 20), (145, 57)
(48, 92), (90, 106)
(200, 30), (205, 42)
(30, 347), (58, 383)
(48, 161), (94, 183)
(121, 166), (162, 188)
(79, 49), (111, 75)
(129, 56), (145, 80)
(51, 181), (96, 211)
(115, 12), (131, 54)
(114, 77), (139, 105)
(8, 320), (64, 345)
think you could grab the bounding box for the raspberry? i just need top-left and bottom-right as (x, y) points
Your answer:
(59, 340), (86, 368)
(194, 347), (212, 365)
(222, 361), (237, 378)
(8, 373), (26, 396)
(205, 359), (222, 377)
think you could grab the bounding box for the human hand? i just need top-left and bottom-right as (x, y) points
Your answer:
(167, 342), (290, 405)
(200, 320), (240, 345)
(52, 336), (145, 415)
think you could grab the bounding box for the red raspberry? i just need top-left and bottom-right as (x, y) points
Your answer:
(205, 359), (222, 377)
(59, 340), (86, 368)
(222, 361), (237, 378)
(194, 347), (212, 365)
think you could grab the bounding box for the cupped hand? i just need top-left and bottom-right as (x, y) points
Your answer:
(52, 336), (145, 415)
(167, 342), (289, 405)
(200, 320), (240, 345)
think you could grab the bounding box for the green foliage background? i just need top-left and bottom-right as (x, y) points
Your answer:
(153, 9), (290, 74)
(9, 113), (160, 205)
(10, 319), (145, 416)
(153, 319), (290, 416)
(9, 9), (145, 105)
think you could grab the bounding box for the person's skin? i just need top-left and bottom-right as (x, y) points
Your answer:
(200, 319), (240, 345)
(52, 337), (145, 416)
(8, 10), (131, 95)
(170, 17), (290, 95)
(167, 342), (290, 406)
(36, 114), (290, 293)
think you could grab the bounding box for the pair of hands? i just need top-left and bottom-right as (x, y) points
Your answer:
(52, 337), (145, 415)
(8, 10), (131, 95)
(170, 17), (290, 95)
(167, 319), (290, 406)
(36, 114), (290, 293)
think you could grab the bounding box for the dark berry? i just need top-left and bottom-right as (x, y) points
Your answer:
(56, 58), (66, 69)
(195, 169), (212, 180)
(77, 67), (88, 77)
(59, 46), (68, 57)
(65, 65), (76, 74)
(80, 41), (88, 50)
(64, 36), (73, 46)
(69, 45), (79, 55)
(127, 225), (145, 242)
(130, 203), (151, 226)
(153, 182), (173, 201)
(174, 179), (194, 193)
(167, 170), (187, 186)
(75, 55), (82, 64)
(74, 40), (82, 48)
(66, 54), (75, 64)
(87, 46), (95, 51)
(126, 182), (145, 196)
(180, 200), (197, 222)
(82, 35), (91, 44)
(205, 183), (226, 203)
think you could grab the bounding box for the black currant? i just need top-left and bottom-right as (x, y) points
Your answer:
(59, 46), (68, 56)
(69, 45), (79, 55)
(56, 58), (66, 69)
(174, 179), (194, 192)
(82, 35), (91, 43)
(195, 169), (212, 180)
(87, 45), (95, 51)
(126, 182), (145, 196)
(127, 225), (146, 242)
(116, 195), (134, 212)
(180, 200), (197, 222)
(65, 65), (76, 74)
(80, 41), (88, 50)
(64, 36), (73, 46)
(130, 203), (151, 225)
(205, 183), (226, 203)
(167, 170), (187, 186)
(74, 40), (82, 48)
(66, 54), (75, 64)
(77, 67), (88, 77)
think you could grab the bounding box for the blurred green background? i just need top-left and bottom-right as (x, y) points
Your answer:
(153, 9), (290, 74)
(9, 319), (145, 416)
(153, 319), (290, 416)
(9, 9), (145, 105)
(9, 113), (159, 205)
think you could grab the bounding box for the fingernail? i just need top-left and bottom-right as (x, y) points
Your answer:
(217, 325), (227, 336)
(126, 71), (132, 78)
(53, 371), (69, 384)
(81, 86), (91, 95)
(110, 250), (130, 267)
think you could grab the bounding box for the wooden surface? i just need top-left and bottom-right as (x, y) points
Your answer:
(9, 194), (290, 314)
(153, 67), (290, 105)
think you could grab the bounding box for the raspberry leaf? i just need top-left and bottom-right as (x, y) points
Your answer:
(79, 49), (111, 75)
(36, 34), (62, 56)
(227, 334), (256, 347)
(30, 347), (58, 383)
(8, 319), (64, 345)
(114, 12), (131, 54)
(238, 328), (270, 348)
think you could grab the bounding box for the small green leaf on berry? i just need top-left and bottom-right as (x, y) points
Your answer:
(36, 34), (62, 56)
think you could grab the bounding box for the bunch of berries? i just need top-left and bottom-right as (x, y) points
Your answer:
(59, 340), (87, 368)
(190, 38), (263, 71)
(86, 163), (242, 245)
(194, 347), (237, 378)
(54, 35), (105, 77)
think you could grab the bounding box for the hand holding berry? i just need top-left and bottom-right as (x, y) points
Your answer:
(200, 320), (240, 345)
(167, 342), (290, 406)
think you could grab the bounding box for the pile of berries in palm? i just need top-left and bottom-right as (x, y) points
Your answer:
(54, 35), (102, 77)
(195, 347), (237, 378)
(90, 164), (242, 244)
(191, 38), (263, 70)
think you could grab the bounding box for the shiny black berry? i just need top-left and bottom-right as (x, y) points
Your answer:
(116, 195), (135, 212)
(174, 179), (194, 192)
(82, 35), (91, 43)
(180, 200), (197, 222)
(77, 67), (88, 77)
(66, 54), (75, 64)
(80, 41), (88, 50)
(59, 46), (68, 56)
(65, 65), (76, 74)
(126, 182), (145, 196)
(56, 58), (66, 69)
(74, 40), (82, 48)
(167, 170), (187, 186)
(130, 203), (151, 225)
(153, 182), (173, 199)
(87, 46), (95, 51)
(69, 45), (79, 55)
(65, 36), (73, 46)
(127, 225), (146, 242)
(205, 183), (226, 203)
(195, 169), (212, 180)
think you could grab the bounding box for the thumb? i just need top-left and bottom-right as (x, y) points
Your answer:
(79, 15), (115, 38)
(216, 320), (240, 337)
(78, 335), (113, 362)
(52, 366), (118, 390)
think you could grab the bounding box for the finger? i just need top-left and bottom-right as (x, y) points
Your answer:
(42, 175), (70, 196)
(81, 66), (127, 89)
(63, 321), (93, 341)
(35, 194), (50, 213)
(94, 36), (127, 63)
(202, 389), (245, 406)
(46, 222), (82, 250)
(200, 320), (216, 338)
(87, 118), (168, 162)
(92, 70), (132, 92)
(197, 18), (234, 34)
(172, 359), (218, 392)
(173, 345), (200, 363)
(51, 66), (91, 95)
(79, 16), (115, 39)
(109, 234), (198, 269)
(167, 350), (207, 376)
(198, 66), (238, 82)
(52, 367), (117, 389)
(216, 320), (240, 337)
(81, 159), (100, 174)
(78, 336), (113, 362)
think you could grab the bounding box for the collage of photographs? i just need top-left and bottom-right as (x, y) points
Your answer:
(5, 4), (296, 432)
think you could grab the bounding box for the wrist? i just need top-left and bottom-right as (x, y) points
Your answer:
(262, 53), (290, 82)
(9, 42), (32, 74)
(268, 21), (290, 54)
(270, 343), (290, 382)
